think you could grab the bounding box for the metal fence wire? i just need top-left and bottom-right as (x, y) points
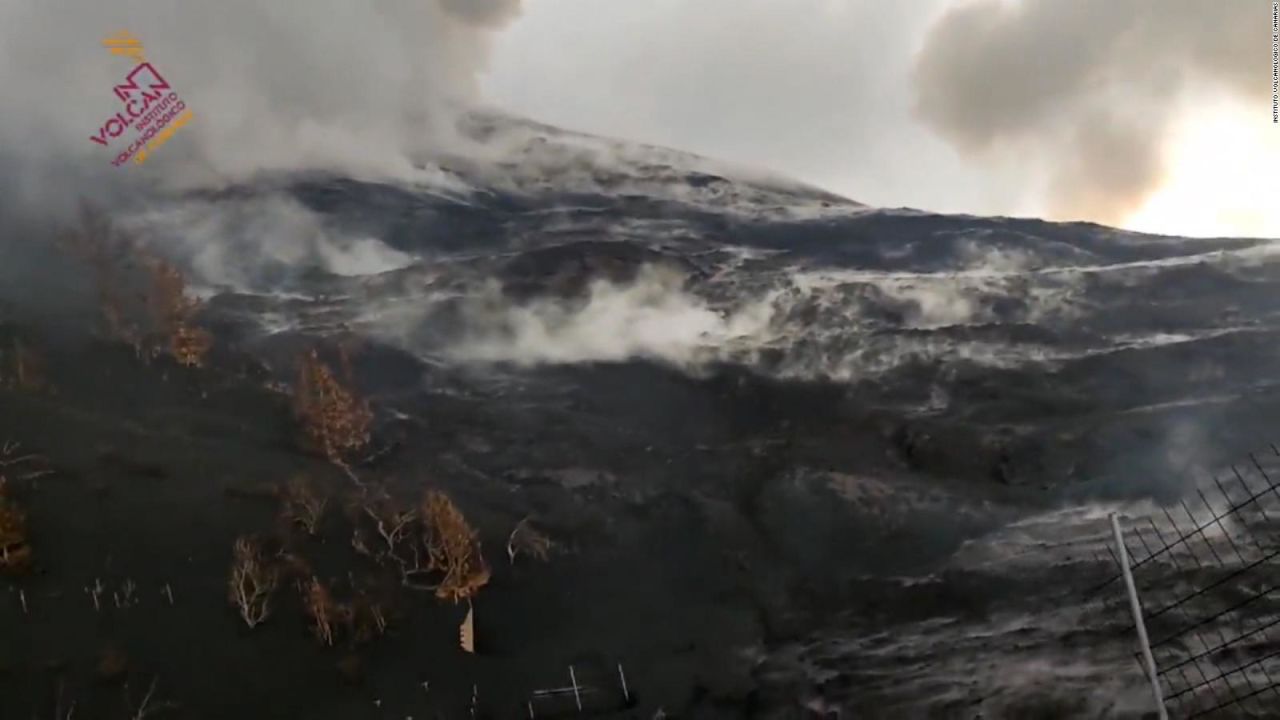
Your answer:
(1085, 444), (1280, 718)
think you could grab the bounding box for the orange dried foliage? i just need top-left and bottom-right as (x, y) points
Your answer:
(59, 204), (144, 349)
(295, 350), (372, 467)
(228, 536), (278, 628)
(280, 475), (328, 536)
(0, 338), (47, 392)
(0, 444), (39, 575)
(168, 317), (214, 368)
(146, 258), (212, 367)
(421, 491), (489, 603)
(59, 203), (213, 365)
(0, 492), (30, 575)
(302, 577), (387, 647)
(303, 577), (344, 646)
(348, 594), (388, 644)
(350, 491), (429, 587)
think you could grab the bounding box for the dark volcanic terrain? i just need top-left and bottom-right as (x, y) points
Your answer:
(2, 112), (1280, 719)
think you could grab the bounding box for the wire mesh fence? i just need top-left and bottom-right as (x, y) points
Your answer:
(524, 663), (634, 719)
(1085, 444), (1280, 718)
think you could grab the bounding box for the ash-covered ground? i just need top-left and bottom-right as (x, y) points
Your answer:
(2, 112), (1279, 719)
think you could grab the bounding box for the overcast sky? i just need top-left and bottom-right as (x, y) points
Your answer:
(483, 0), (1279, 238)
(0, 0), (1272, 239)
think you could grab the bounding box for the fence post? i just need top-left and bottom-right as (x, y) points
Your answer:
(1110, 513), (1169, 720)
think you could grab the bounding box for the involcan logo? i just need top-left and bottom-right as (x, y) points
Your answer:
(91, 32), (194, 167)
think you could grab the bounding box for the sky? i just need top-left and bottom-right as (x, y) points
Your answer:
(0, 0), (1273, 240)
(483, 0), (1280, 239)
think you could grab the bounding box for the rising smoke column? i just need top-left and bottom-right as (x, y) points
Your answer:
(0, 0), (524, 316)
(911, 0), (1261, 226)
(0, 0), (523, 212)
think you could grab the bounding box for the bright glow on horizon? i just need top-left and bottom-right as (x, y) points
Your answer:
(1124, 100), (1280, 239)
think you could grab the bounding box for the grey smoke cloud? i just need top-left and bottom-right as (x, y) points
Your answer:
(0, 0), (523, 218)
(439, 0), (523, 26)
(912, 0), (1264, 225)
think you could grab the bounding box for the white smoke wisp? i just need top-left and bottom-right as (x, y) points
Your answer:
(442, 266), (780, 368)
(423, 260), (1080, 377)
(118, 194), (415, 292)
(0, 0), (523, 216)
